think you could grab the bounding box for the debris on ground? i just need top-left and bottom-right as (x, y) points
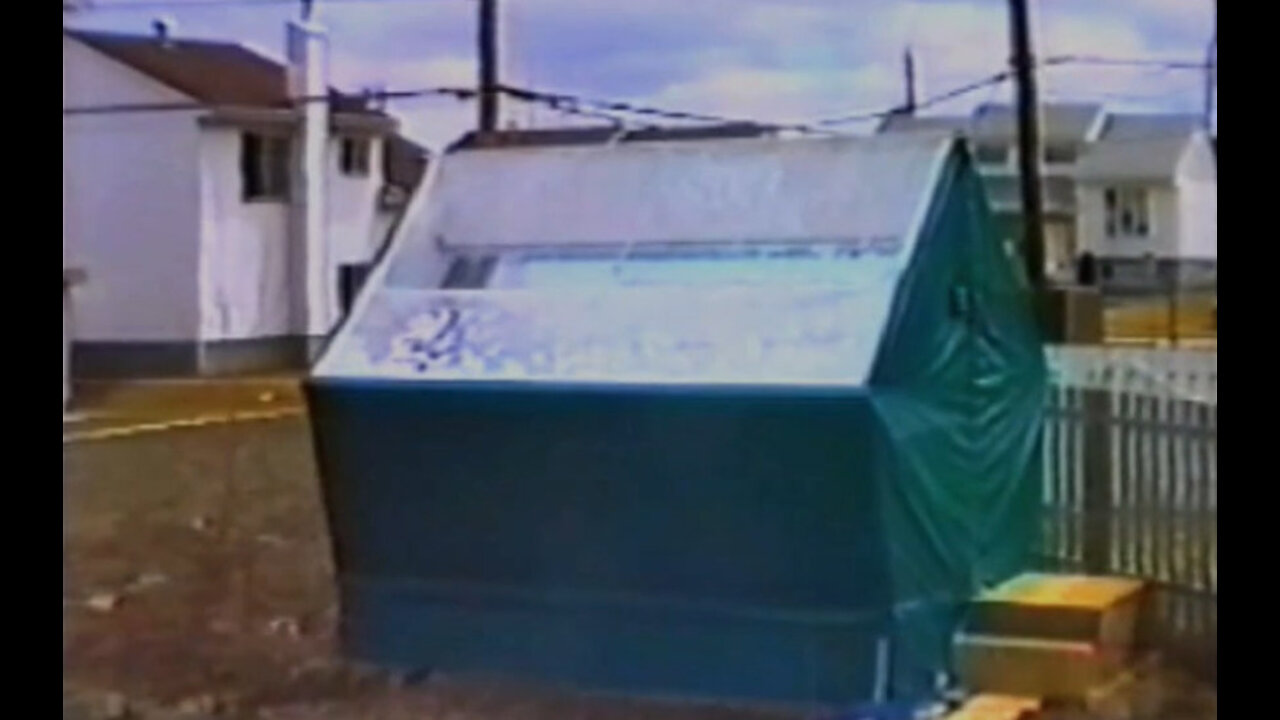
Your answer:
(95, 692), (130, 720)
(85, 592), (120, 613)
(174, 693), (220, 716)
(125, 571), (169, 594)
(255, 533), (289, 548)
(266, 616), (302, 639)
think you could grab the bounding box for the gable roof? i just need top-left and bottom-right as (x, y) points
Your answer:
(1076, 135), (1192, 182)
(970, 102), (1105, 144)
(66, 27), (433, 190)
(875, 103), (1106, 146)
(1097, 113), (1201, 141)
(64, 28), (377, 115)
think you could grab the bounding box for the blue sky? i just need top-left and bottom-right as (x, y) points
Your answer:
(67, 0), (1216, 149)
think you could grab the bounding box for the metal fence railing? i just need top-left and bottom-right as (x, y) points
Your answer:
(1041, 346), (1217, 679)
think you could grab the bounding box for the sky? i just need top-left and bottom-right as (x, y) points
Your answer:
(65, 0), (1216, 150)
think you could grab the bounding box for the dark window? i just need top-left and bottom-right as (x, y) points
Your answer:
(241, 132), (290, 201)
(1104, 186), (1152, 239)
(340, 137), (372, 177)
(1044, 143), (1077, 163)
(339, 263), (372, 315)
(974, 144), (1009, 165)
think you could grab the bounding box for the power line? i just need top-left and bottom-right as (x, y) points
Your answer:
(76, 0), (430, 10)
(63, 86), (476, 116)
(61, 59), (1210, 131)
(496, 84), (840, 135)
(1042, 54), (1213, 71)
(813, 71), (1011, 127)
(801, 53), (1211, 128)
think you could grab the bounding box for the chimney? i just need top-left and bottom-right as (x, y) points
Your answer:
(152, 16), (176, 47)
(286, 16), (334, 343)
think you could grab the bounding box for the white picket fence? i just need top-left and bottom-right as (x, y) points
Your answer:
(1041, 345), (1216, 670)
(1046, 346), (1217, 406)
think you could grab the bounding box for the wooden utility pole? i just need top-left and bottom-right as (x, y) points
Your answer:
(903, 47), (918, 115)
(478, 0), (499, 134)
(1203, 18), (1216, 131)
(1008, 0), (1046, 289)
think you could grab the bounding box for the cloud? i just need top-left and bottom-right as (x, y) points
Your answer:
(651, 65), (900, 126)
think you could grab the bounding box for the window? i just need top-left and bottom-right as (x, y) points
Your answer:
(241, 132), (290, 201)
(340, 137), (371, 177)
(1103, 187), (1152, 239)
(1044, 143), (1077, 164)
(340, 263), (373, 315)
(974, 144), (1009, 165)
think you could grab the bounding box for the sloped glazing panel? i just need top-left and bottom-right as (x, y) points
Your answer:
(485, 241), (907, 290)
(321, 284), (894, 386)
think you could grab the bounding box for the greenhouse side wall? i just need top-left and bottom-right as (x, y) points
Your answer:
(306, 379), (899, 705)
(867, 150), (1047, 696)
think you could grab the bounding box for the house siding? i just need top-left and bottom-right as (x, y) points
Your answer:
(329, 135), (388, 266)
(63, 36), (202, 344)
(195, 128), (390, 369)
(1076, 182), (1207, 291)
(197, 127), (294, 343)
(65, 33), (402, 377)
(1077, 183), (1179, 261)
(1176, 137), (1217, 262)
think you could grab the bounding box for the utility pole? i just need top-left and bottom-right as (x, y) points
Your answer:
(903, 47), (918, 115)
(1203, 14), (1216, 131)
(478, 0), (499, 134)
(1007, 0), (1046, 290)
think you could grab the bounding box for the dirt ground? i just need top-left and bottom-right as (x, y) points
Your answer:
(63, 388), (1216, 720)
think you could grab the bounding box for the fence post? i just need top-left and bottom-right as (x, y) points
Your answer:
(1082, 384), (1113, 574)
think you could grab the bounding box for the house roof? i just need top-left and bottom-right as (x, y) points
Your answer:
(1076, 116), (1207, 181)
(1076, 135), (1192, 182)
(1096, 113), (1201, 141)
(875, 113), (968, 135)
(876, 103), (1106, 146)
(65, 28), (380, 114)
(970, 102), (1105, 144)
(448, 123), (774, 152)
(66, 27), (430, 189)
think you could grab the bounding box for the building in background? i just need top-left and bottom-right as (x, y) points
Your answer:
(1075, 117), (1217, 292)
(63, 22), (428, 378)
(878, 103), (1215, 291)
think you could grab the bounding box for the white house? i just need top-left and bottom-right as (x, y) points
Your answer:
(62, 21), (428, 377)
(1075, 119), (1217, 291)
(877, 103), (1216, 290)
(63, 268), (86, 410)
